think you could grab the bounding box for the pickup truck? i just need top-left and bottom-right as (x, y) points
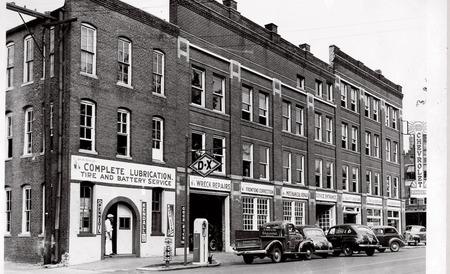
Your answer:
(234, 221), (323, 264)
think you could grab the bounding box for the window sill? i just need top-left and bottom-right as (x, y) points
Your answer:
(38, 233), (45, 238)
(5, 157), (12, 162)
(21, 81), (34, 87)
(151, 232), (165, 237)
(79, 149), (98, 155)
(152, 159), (166, 164)
(190, 102), (205, 109)
(80, 72), (98, 79)
(6, 86), (14, 91)
(152, 92), (166, 99)
(4, 233), (11, 237)
(116, 82), (134, 89)
(211, 109), (226, 115)
(77, 233), (97, 237)
(20, 154), (32, 159)
(18, 233), (31, 237)
(116, 155), (132, 160)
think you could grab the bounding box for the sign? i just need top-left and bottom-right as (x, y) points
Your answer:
(282, 187), (309, 200)
(167, 204), (175, 237)
(342, 193), (361, 203)
(367, 196), (383, 205)
(96, 199), (103, 234)
(71, 155), (175, 189)
(241, 182), (274, 196)
(410, 121), (426, 198)
(316, 191), (338, 202)
(387, 199), (401, 207)
(141, 202), (147, 243)
(189, 153), (221, 177)
(181, 206), (186, 245)
(189, 176), (231, 192)
(163, 237), (173, 266)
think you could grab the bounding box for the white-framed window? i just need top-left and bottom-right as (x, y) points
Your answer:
(295, 154), (305, 185)
(364, 94), (370, 117)
(393, 142), (398, 163)
(191, 131), (205, 163)
(23, 35), (34, 83)
(22, 185), (31, 234)
(241, 85), (253, 121)
(374, 173), (380, 196)
(385, 105), (390, 127)
(117, 109), (130, 157)
(191, 67), (205, 106)
(326, 162), (334, 189)
(282, 101), (291, 132)
(340, 82), (347, 108)
(393, 177), (399, 198)
(41, 41), (46, 79)
(352, 167), (359, 193)
(283, 200), (305, 225)
(6, 113), (13, 158)
(374, 135), (380, 158)
(392, 110), (398, 129)
(259, 146), (269, 180)
(152, 50), (165, 94)
(7, 42), (14, 88)
(152, 117), (164, 161)
(315, 79), (323, 97)
(366, 170), (372, 195)
(315, 159), (322, 187)
(367, 208), (382, 226)
(79, 100), (95, 152)
(80, 23), (96, 75)
(373, 99), (379, 121)
(386, 139), (391, 161)
(242, 197), (270, 231)
(314, 113), (322, 141)
(117, 38), (131, 85)
(341, 123), (348, 149)
(212, 74), (225, 113)
(213, 137), (225, 174)
(258, 92), (269, 126)
(282, 151), (291, 183)
(350, 88), (358, 111)
(387, 210), (400, 231)
(5, 187), (12, 233)
(386, 175), (392, 197)
(49, 27), (55, 77)
(351, 126), (358, 152)
(297, 75), (305, 89)
(23, 107), (33, 156)
(342, 165), (349, 191)
(295, 106), (304, 136)
(327, 83), (334, 102)
(365, 131), (371, 156)
(242, 143), (253, 178)
(79, 183), (93, 233)
(325, 117), (333, 144)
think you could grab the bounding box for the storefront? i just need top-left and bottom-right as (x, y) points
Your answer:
(240, 182), (274, 231)
(69, 155), (176, 265)
(342, 193), (362, 224)
(315, 191), (337, 231)
(281, 187), (309, 225)
(366, 196), (383, 226)
(387, 199), (402, 231)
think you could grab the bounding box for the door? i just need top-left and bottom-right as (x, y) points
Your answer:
(116, 204), (133, 254)
(327, 227), (342, 250)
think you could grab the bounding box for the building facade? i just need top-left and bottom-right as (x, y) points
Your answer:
(4, 0), (404, 265)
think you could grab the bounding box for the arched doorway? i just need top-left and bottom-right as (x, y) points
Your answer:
(101, 197), (140, 259)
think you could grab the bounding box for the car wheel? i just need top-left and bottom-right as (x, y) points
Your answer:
(303, 246), (313, 260)
(366, 248), (375, 256)
(343, 245), (353, 257)
(332, 250), (341, 257)
(243, 255), (254, 264)
(378, 248), (386, 253)
(390, 241), (400, 252)
(270, 246), (283, 263)
(413, 240), (418, 246)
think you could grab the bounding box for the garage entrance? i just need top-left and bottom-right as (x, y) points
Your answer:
(316, 203), (336, 231)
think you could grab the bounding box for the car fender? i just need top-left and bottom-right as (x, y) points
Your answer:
(388, 237), (403, 246)
(264, 240), (283, 252)
(298, 239), (314, 251)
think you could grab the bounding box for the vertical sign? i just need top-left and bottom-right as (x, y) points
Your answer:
(141, 202), (147, 243)
(181, 206), (186, 245)
(96, 199), (102, 234)
(411, 122), (426, 198)
(167, 204), (175, 237)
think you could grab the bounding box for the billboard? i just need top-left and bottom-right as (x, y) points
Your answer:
(409, 121), (426, 199)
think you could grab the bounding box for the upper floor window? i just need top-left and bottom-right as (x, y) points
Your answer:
(80, 24), (96, 75)
(374, 173), (380, 196)
(393, 177), (399, 198)
(315, 80), (323, 97)
(386, 139), (391, 161)
(295, 154), (305, 185)
(282, 101), (291, 132)
(259, 146), (269, 180)
(191, 132), (205, 163)
(23, 36), (34, 83)
(49, 27), (55, 77)
(342, 165), (349, 191)
(373, 99), (379, 121)
(352, 167), (359, 193)
(297, 75), (305, 89)
(325, 117), (333, 144)
(350, 88), (358, 112)
(7, 42), (14, 88)
(366, 171), (372, 195)
(152, 117), (164, 161)
(341, 123), (348, 149)
(393, 141), (398, 163)
(79, 183), (93, 233)
(213, 137), (225, 174)
(295, 106), (304, 136)
(327, 83), (334, 102)
(152, 50), (164, 94)
(282, 151), (291, 183)
(23, 107), (33, 156)
(392, 110), (398, 129)
(351, 126), (358, 152)
(386, 175), (392, 197)
(117, 109), (130, 157)
(340, 82), (347, 108)
(191, 67), (205, 106)
(315, 159), (323, 187)
(258, 92), (269, 126)
(212, 74), (225, 113)
(242, 85), (252, 121)
(5, 187), (11, 233)
(242, 143), (253, 178)
(385, 105), (390, 127)
(364, 94), (370, 117)
(117, 38), (131, 85)
(80, 100), (95, 152)
(365, 132), (371, 156)
(373, 134), (380, 158)
(22, 185), (31, 234)
(325, 162), (333, 189)
(314, 113), (322, 141)
(6, 113), (13, 158)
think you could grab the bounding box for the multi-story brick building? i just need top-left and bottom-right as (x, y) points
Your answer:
(4, 0), (404, 265)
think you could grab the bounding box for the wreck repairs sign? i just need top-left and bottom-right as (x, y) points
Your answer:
(189, 175), (231, 192)
(71, 155), (175, 189)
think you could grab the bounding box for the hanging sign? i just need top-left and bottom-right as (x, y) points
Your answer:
(167, 204), (175, 237)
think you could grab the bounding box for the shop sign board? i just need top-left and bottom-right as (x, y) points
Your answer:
(167, 204), (175, 237)
(189, 153), (221, 177)
(189, 175), (231, 192)
(181, 206), (186, 245)
(96, 199), (102, 234)
(387, 199), (401, 208)
(71, 155), (175, 189)
(342, 193), (361, 203)
(282, 187), (309, 200)
(316, 191), (338, 202)
(141, 202), (147, 243)
(367, 196), (383, 205)
(241, 182), (274, 196)
(409, 121), (427, 199)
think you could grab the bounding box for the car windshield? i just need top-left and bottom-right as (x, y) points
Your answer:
(409, 226), (423, 233)
(303, 228), (325, 238)
(355, 226), (376, 236)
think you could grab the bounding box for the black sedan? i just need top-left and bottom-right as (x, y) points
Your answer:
(372, 226), (405, 252)
(295, 225), (333, 259)
(326, 224), (380, 256)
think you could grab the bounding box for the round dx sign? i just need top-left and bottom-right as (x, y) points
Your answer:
(189, 153), (221, 177)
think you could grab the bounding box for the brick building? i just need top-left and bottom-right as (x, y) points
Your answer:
(4, 0), (404, 265)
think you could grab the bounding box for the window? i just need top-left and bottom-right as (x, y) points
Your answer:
(7, 42), (14, 88)
(6, 113), (13, 158)
(315, 80), (323, 97)
(242, 143), (253, 177)
(393, 142), (398, 163)
(373, 99), (379, 121)
(315, 159), (322, 187)
(258, 92), (269, 125)
(387, 210), (400, 231)
(342, 165), (349, 191)
(393, 177), (399, 198)
(80, 24), (96, 75)
(386, 139), (391, 161)
(282, 101), (291, 132)
(79, 183), (92, 233)
(374, 173), (380, 196)
(366, 171), (372, 195)
(117, 109), (130, 157)
(22, 185), (31, 234)
(191, 132), (205, 163)
(191, 67), (205, 106)
(295, 106), (304, 136)
(119, 217), (131, 230)
(212, 75), (225, 112)
(283, 200), (305, 225)
(297, 75), (305, 89)
(385, 106), (390, 127)
(282, 151), (291, 183)
(6, 187), (11, 233)
(295, 154), (305, 185)
(340, 82), (347, 107)
(350, 88), (358, 111)
(341, 123), (348, 149)
(49, 27), (55, 77)
(327, 83), (334, 102)
(326, 162), (333, 189)
(41, 41), (46, 79)
(152, 50), (164, 94)
(352, 167), (359, 193)
(314, 113), (322, 141)
(23, 107), (33, 156)
(213, 137), (225, 173)
(152, 117), (164, 161)
(325, 117), (333, 144)
(367, 208), (382, 226)
(351, 126), (358, 152)
(364, 94), (370, 117)
(241, 85), (252, 121)
(374, 135), (380, 158)
(259, 146), (269, 180)
(23, 35), (34, 83)
(80, 101), (95, 151)
(365, 132), (371, 156)
(392, 110), (398, 129)
(242, 197), (270, 230)
(386, 175), (392, 197)
(152, 189), (162, 234)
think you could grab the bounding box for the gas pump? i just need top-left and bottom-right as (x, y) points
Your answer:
(193, 218), (208, 265)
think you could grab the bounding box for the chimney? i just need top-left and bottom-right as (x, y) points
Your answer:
(223, 0), (237, 10)
(264, 23), (278, 34)
(375, 69), (382, 74)
(299, 43), (310, 52)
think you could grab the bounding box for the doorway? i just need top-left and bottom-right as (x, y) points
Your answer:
(106, 202), (135, 255)
(316, 203), (336, 231)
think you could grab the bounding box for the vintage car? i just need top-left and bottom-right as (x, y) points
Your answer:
(295, 225), (334, 259)
(372, 226), (405, 252)
(404, 225), (426, 245)
(326, 224), (380, 256)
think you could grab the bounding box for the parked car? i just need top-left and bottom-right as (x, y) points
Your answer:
(404, 225), (426, 246)
(326, 224), (380, 256)
(295, 225), (334, 259)
(372, 226), (405, 252)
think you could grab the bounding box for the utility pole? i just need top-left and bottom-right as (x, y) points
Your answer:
(184, 135), (189, 265)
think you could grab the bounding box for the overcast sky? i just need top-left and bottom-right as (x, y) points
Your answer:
(4, 0), (429, 125)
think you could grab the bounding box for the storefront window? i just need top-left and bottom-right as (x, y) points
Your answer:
(79, 183), (92, 233)
(283, 200), (305, 225)
(242, 197), (270, 230)
(366, 208), (382, 226)
(387, 210), (400, 230)
(151, 189), (162, 235)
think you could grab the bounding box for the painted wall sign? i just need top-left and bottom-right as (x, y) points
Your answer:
(96, 199), (103, 234)
(71, 155), (175, 189)
(189, 176), (231, 192)
(282, 187), (309, 200)
(167, 204), (175, 237)
(387, 199), (401, 208)
(366, 196), (383, 205)
(141, 202), (147, 243)
(410, 121), (426, 198)
(241, 182), (274, 196)
(316, 191), (338, 202)
(342, 193), (361, 203)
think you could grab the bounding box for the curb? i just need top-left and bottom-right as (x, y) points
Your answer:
(137, 261), (221, 272)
